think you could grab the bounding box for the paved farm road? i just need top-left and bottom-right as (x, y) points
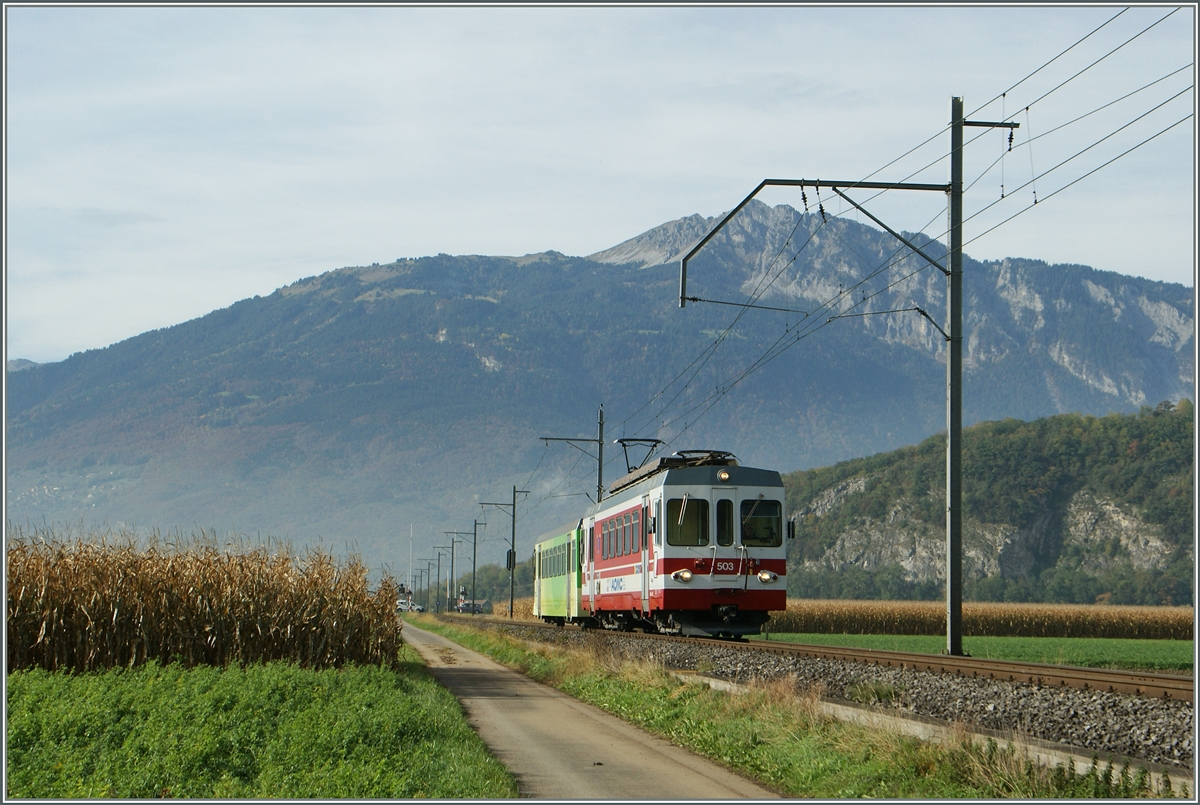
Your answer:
(403, 623), (778, 800)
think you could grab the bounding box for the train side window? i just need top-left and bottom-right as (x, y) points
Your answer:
(654, 500), (662, 547)
(588, 527), (594, 562)
(603, 521), (610, 560)
(717, 499), (734, 546)
(623, 513), (631, 555)
(666, 498), (710, 546)
(741, 499), (783, 547)
(632, 510), (641, 553)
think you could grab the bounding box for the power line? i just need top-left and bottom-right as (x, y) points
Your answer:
(962, 113), (1193, 252)
(525, 10), (1191, 506)
(657, 108), (1192, 443)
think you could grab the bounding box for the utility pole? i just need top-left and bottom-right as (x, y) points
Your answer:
(947, 97), (966, 657)
(417, 560), (432, 610)
(482, 486), (529, 618)
(678, 96), (1015, 656)
(427, 561), (436, 611)
(435, 550), (443, 613)
(473, 520), (483, 615)
(445, 531), (474, 610)
(541, 405), (606, 504)
(434, 546), (454, 612)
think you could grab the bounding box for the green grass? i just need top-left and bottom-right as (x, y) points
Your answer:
(409, 615), (1186, 799)
(6, 655), (517, 799)
(755, 633), (1194, 672)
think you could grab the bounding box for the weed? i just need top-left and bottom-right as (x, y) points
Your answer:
(845, 678), (901, 705)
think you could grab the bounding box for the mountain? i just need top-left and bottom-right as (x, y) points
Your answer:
(784, 402), (1194, 605)
(5, 201), (1193, 574)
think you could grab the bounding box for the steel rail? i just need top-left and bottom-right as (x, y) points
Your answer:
(437, 615), (1193, 703)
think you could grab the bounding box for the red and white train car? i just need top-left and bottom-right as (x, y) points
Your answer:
(577, 449), (790, 637)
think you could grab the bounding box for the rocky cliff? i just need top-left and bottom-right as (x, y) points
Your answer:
(785, 404), (1193, 604)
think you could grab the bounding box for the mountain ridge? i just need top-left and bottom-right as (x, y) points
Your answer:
(5, 202), (1193, 573)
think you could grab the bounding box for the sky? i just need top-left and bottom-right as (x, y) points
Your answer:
(5, 5), (1196, 364)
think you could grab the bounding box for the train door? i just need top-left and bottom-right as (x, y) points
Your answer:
(565, 537), (572, 619)
(585, 520), (595, 613)
(640, 497), (650, 613)
(712, 488), (740, 580)
(533, 545), (542, 616)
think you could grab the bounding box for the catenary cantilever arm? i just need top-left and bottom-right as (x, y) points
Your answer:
(679, 178), (949, 307)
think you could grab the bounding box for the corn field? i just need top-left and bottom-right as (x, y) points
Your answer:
(511, 596), (1190, 639)
(768, 599), (1193, 640)
(6, 525), (404, 673)
(510, 596), (536, 622)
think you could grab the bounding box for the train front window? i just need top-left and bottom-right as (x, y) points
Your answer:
(666, 498), (709, 546)
(716, 499), (734, 546)
(741, 499), (782, 547)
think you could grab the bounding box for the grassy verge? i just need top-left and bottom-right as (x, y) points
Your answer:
(755, 633), (1194, 672)
(409, 615), (1185, 799)
(6, 652), (517, 799)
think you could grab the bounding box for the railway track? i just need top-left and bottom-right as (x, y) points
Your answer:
(440, 615), (1193, 703)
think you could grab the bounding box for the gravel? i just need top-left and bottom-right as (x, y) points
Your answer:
(463, 620), (1194, 771)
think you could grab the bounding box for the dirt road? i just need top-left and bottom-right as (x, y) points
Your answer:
(403, 622), (778, 800)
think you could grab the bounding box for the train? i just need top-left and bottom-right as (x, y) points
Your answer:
(532, 449), (791, 637)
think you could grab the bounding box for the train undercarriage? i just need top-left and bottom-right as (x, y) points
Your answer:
(547, 607), (769, 639)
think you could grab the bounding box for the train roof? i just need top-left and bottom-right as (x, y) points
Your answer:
(607, 450), (751, 495)
(531, 519), (584, 547)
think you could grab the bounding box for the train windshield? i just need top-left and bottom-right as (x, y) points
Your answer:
(666, 498), (710, 546)
(741, 499), (782, 547)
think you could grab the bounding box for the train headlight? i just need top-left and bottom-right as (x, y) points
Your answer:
(757, 570), (778, 584)
(717, 469), (731, 482)
(672, 569), (694, 583)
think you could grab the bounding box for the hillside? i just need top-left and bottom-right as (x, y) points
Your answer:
(785, 401), (1194, 605)
(5, 201), (1194, 572)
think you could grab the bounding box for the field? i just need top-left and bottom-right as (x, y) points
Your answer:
(507, 596), (1193, 640)
(4, 526), (515, 798)
(755, 633), (1193, 672)
(5, 658), (517, 798)
(504, 596), (1193, 670)
(6, 525), (402, 672)
(768, 599), (1193, 640)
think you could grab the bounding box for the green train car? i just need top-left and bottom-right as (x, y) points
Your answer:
(532, 520), (585, 624)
